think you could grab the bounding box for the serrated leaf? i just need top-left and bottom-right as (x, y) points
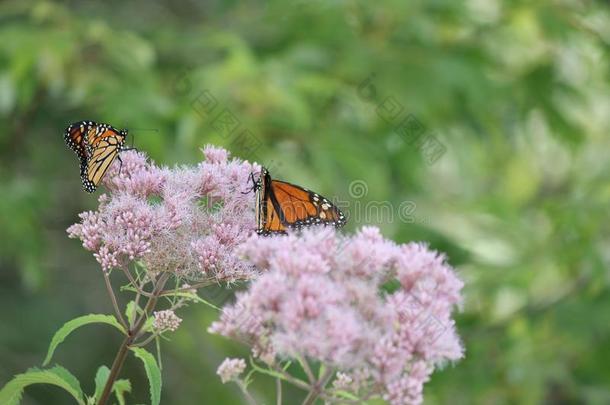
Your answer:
(142, 316), (154, 333)
(0, 366), (85, 405)
(51, 366), (83, 398)
(43, 314), (126, 366)
(113, 379), (131, 405)
(93, 366), (110, 401)
(92, 366), (130, 405)
(131, 347), (162, 405)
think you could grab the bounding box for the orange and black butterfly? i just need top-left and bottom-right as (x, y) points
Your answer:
(64, 121), (128, 193)
(253, 167), (346, 235)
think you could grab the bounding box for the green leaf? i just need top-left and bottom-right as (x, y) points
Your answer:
(43, 314), (126, 366)
(155, 336), (163, 370)
(333, 390), (360, 400)
(317, 363), (326, 379)
(125, 301), (138, 326)
(93, 366), (110, 401)
(142, 316), (154, 333)
(92, 366), (130, 405)
(170, 292), (220, 310)
(131, 347), (162, 405)
(0, 366), (85, 405)
(112, 379), (131, 405)
(120, 285), (138, 293)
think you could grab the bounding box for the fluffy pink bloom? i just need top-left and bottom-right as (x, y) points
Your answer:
(209, 227), (464, 405)
(103, 150), (165, 197)
(216, 358), (246, 383)
(153, 310), (182, 332)
(67, 146), (259, 282)
(202, 145), (229, 164)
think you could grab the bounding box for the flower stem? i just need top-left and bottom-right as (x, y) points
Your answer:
(158, 279), (215, 296)
(276, 378), (282, 405)
(301, 368), (334, 405)
(237, 380), (258, 405)
(97, 335), (130, 405)
(103, 271), (127, 329)
(297, 355), (316, 383)
(302, 390), (318, 405)
(97, 272), (170, 405)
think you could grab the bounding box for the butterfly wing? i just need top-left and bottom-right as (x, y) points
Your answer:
(256, 168), (346, 235)
(65, 121), (127, 193)
(255, 168), (287, 234)
(64, 121), (96, 160)
(84, 123), (120, 150)
(82, 127), (126, 193)
(271, 180), (346, 226)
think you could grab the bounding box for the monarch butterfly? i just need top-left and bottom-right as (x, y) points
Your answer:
(253, 167), (347, 235)
(64, 120), (127, 193)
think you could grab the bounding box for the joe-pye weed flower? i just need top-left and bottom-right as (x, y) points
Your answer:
(55, 144), (464, 405)
(63, 145), (260, 405)
(68, 145), (259, 283)
(210, 227), (464, 405)
(2, 141), (464, 405)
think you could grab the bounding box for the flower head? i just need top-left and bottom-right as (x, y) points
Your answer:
(210, 227), (464, 405)
(216, 358), (246, 383)
(153, 310), (182, 332)
(67, 146), (259, 283)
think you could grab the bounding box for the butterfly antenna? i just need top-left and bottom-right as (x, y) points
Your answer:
(121, 125), (159, 151)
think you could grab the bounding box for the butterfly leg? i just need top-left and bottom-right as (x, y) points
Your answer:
(120, 133), (138, 153)
(241, 172), (257, 194)
(117, 155), (123, 176)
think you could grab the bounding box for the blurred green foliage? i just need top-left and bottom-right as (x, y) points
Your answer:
(1, 0), (609, 404)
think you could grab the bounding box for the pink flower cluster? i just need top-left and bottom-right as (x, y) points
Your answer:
(216, 358), (247, 383)
(153, 309), (182, 332)
(209, 227), (464, 405)
(67, 146), (259, 282)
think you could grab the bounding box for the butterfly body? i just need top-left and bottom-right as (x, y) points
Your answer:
(254, 167), (346, 235)
(64, 121), (127, 193)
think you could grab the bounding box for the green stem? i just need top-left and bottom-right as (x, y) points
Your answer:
(97, 272), (169, 405)
(237, 380), (258, 405)
(297, 356), (316, 383)
(158, 279), (215, 296)
(276, 378), (282, 405)
(103, 271), (127, 329)
(301, 368), (334, 405)
(97, 336), (130, 405)
(302, 390), (318, 405)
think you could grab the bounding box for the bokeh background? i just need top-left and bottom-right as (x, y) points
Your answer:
(1, 0), (609, 404)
